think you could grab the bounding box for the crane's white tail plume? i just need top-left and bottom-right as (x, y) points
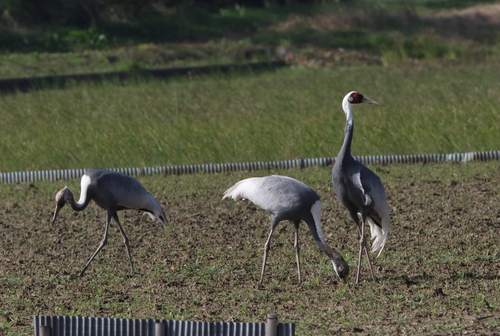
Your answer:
(366, 212), (390, 257)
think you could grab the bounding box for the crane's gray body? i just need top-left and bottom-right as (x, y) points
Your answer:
(82, 168), (166, 221)
(223, 175), (349, 282)
(52, 168), (167, 276)
(332, 138), (389, 249)
(331, 91), (390, 284)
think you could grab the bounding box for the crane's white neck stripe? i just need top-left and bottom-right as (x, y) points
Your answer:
(341, 94), (355, 127)
(310, 200), (325, 242)
(343, 102), (353, 121)
(77, 174), (91, 205)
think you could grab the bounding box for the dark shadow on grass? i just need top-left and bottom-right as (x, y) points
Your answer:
(377, 272), (500, 284)
(375, 274), (435, 284)
(449, 272), (500, 281)
(0, 60), (286, 94)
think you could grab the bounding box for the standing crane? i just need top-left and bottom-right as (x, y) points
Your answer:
(223, 175), (349, 284)
(332, 91), (390, 285)
(52, 168), (167, 277)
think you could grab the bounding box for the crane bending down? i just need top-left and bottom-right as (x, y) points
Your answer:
(223, 175), (349, 284)
(52, 168), (167, 276)
(332, 91), (390, 285)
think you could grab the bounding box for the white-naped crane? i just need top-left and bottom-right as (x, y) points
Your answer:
(52, 168), (167, 277)
(332, 91), (390, 285)
(223, 175), (349, 284)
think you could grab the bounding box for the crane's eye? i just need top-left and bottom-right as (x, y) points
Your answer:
(349, 92), (364, 104)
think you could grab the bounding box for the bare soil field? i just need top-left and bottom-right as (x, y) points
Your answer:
(1, 162), (500, 335)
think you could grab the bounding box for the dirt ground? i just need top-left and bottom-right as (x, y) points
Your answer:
(1, 162), (500, 335)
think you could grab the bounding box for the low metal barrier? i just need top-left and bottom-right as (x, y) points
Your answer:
(34, 314), (293, 336)
(2, 150), (499, 184)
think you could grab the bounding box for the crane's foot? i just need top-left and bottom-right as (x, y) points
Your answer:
(126, 268), (136, 278)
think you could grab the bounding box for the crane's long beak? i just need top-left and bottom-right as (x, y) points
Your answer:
(362, 97), (383, 106)
(52, 207), (59, 223)
(52, 188), (67, 223)
(52, 205), (62, 223)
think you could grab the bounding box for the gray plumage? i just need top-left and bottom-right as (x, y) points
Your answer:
(52, 168), (167, 276)
(332, 91), (390, 285)
(223, 175), (349, 284)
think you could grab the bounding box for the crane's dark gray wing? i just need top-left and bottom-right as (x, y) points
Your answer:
(89, 169), (166, 225)
(358, 166), (390, 254)
(114, 182), (166, 224)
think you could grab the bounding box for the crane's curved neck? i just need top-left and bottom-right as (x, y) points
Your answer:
(322, 244), (345, 264)
(337, 101), (355, 163)
(305, 201), (348, 276)
(64, 188), (91, 212)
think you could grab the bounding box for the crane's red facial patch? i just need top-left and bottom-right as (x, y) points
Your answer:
(348, 92), (364, 104)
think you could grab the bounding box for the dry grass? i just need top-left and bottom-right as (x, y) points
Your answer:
(269, 13), (350, 32)
(422, 3), (500, 40)
(267, 1), (500, 51)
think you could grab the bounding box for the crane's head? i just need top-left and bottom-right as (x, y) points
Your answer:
(332, 258), (350, 279)
(144, 202), (168, 228)
(52, 187), (71, 223)
(324, 245), (350, 279)
(156, 210), (168, 227)
(342, 91), (382, 115)
(152, 200), (168, 227)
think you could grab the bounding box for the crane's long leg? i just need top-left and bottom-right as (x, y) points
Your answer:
(80, 213), (111, 277)
(357, 222), (376, 282)
(355, 220), (376, 284)
(112, 213), (135, 275)
(355, 222), (364, 285)
(260, 221), (278, 284)
(364, 240), (376, 283)
(293, 221), (302, 285)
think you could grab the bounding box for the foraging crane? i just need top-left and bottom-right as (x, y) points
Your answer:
(52, 168), (167, 276)
(223, 175), (349, 284)
(332, 91), (390, 285)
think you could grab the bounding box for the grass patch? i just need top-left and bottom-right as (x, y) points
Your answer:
(1, 62), (500, 172)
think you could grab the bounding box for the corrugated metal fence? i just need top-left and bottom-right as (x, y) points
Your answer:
(34, 315), (294, 336)
(3, 150), (500, 184)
